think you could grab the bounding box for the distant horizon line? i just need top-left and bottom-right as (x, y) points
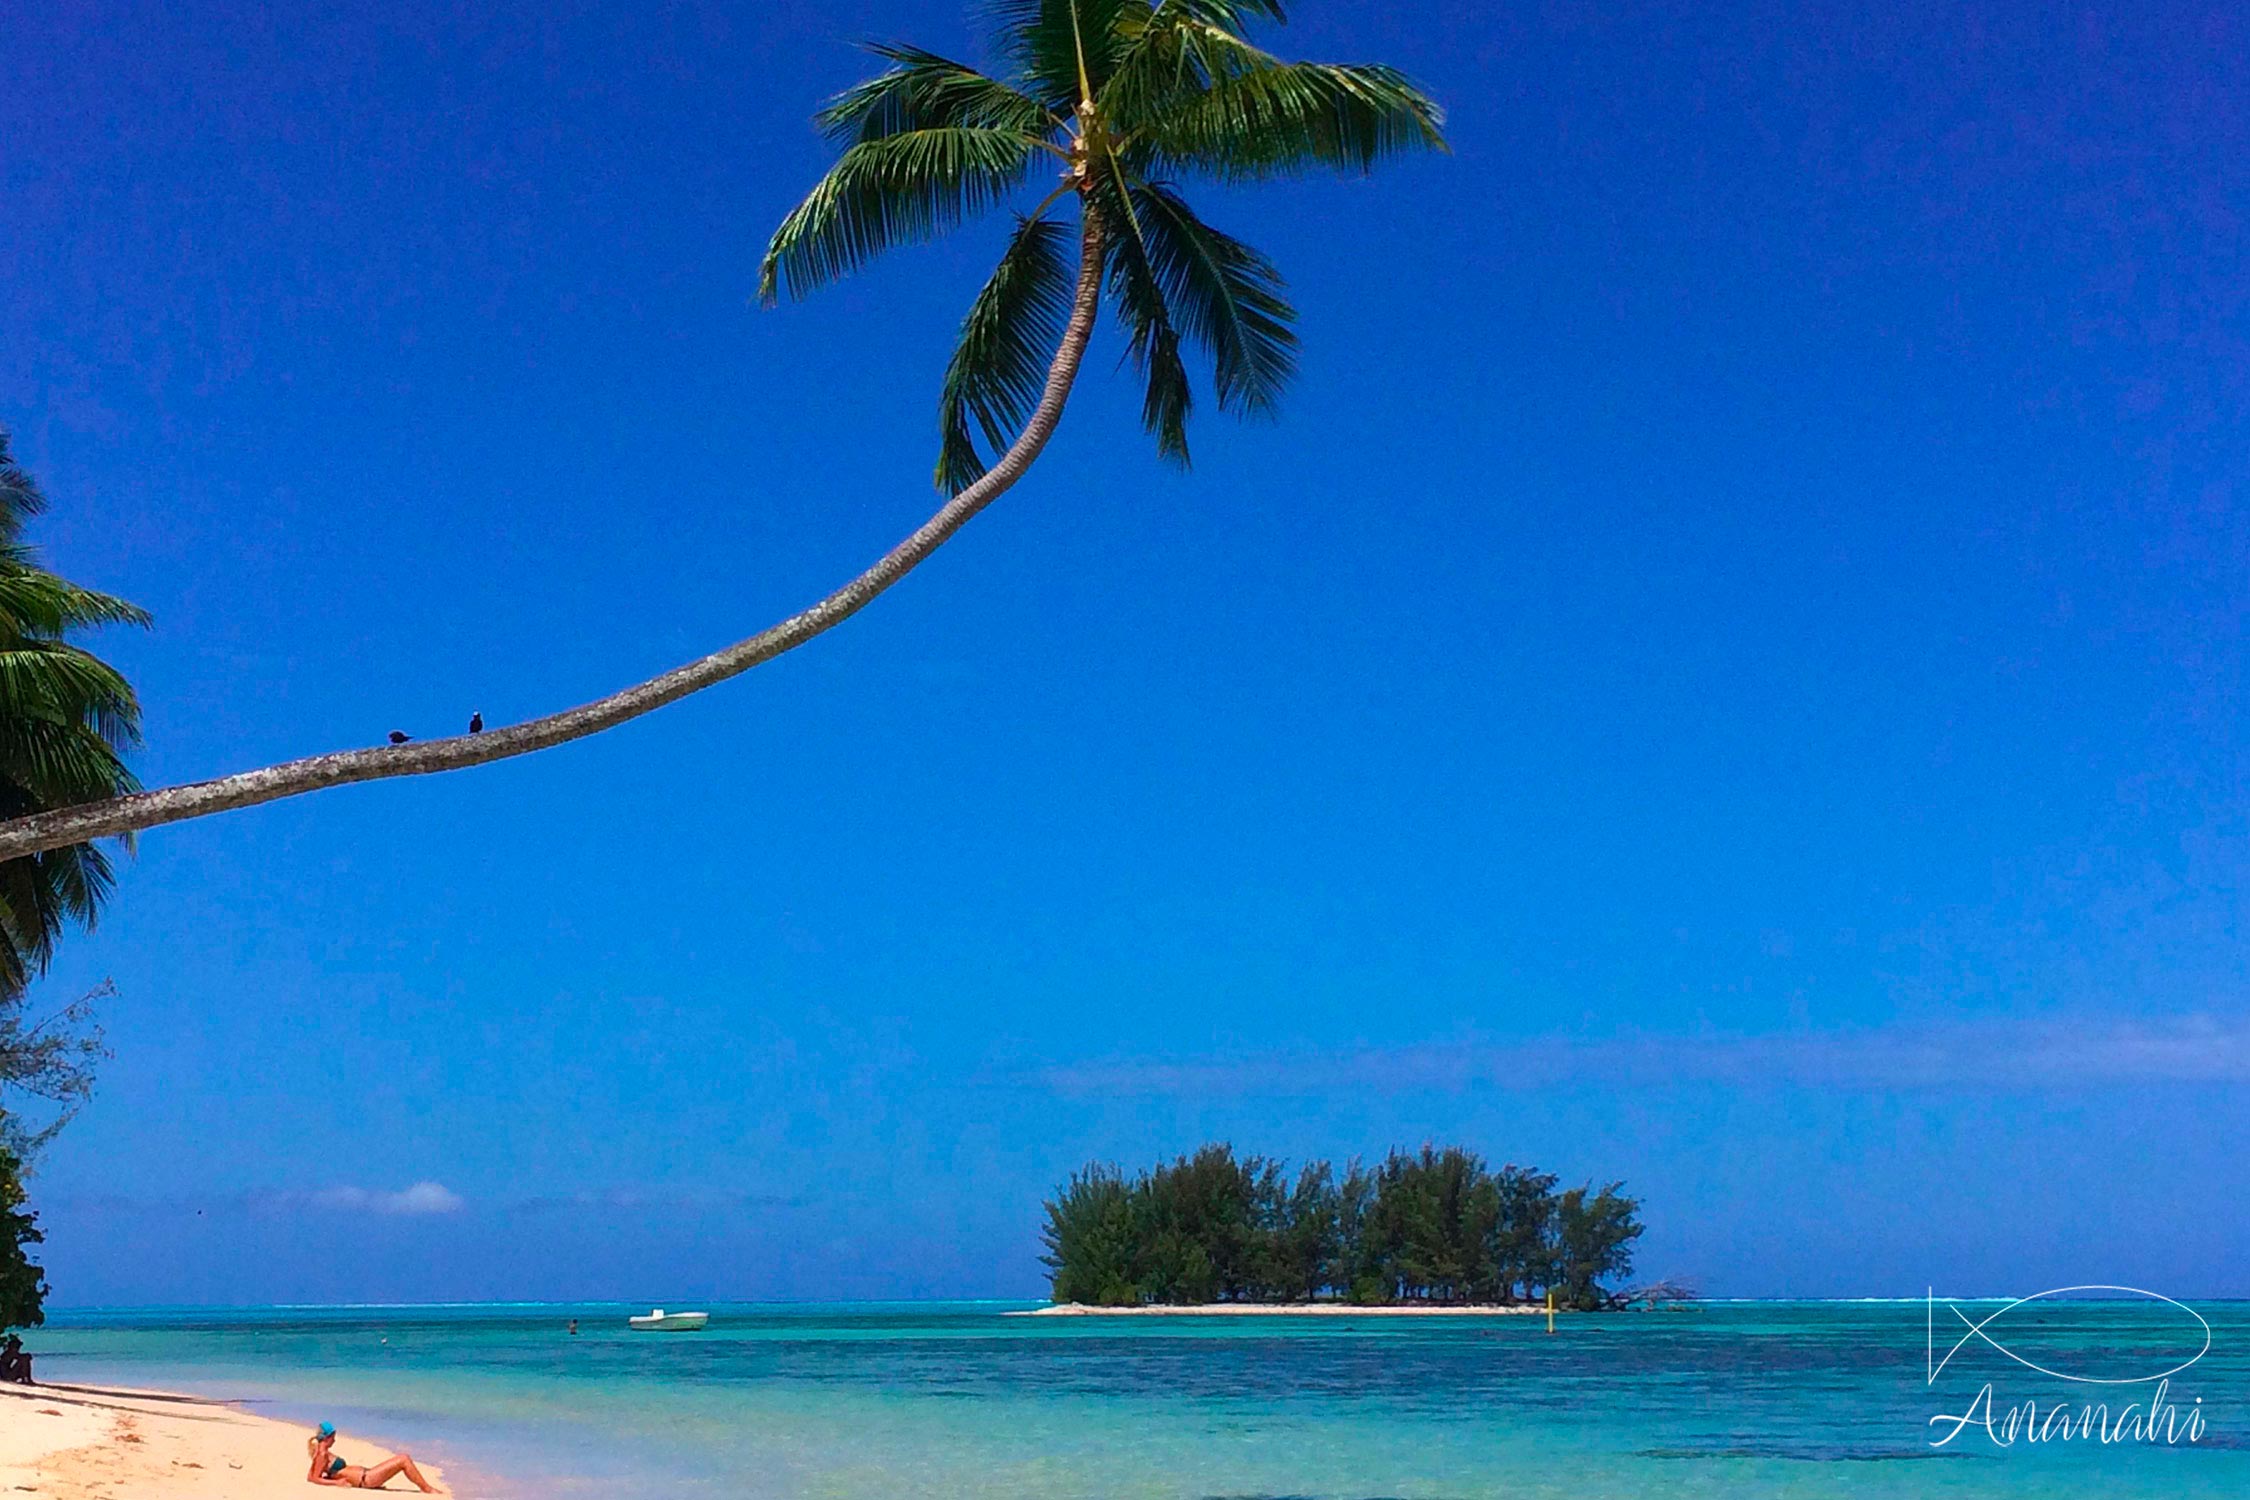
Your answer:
(46, 1293), (2250, 1314)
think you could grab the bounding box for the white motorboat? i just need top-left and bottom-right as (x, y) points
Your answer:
(627, 1308), (710, 1332)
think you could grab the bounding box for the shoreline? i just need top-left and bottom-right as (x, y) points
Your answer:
(0, 1380), (450, 1499)
(1012, 1301), (1553, 1317)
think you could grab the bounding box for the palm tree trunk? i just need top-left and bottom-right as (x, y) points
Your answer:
(0, 209), (1109, 862)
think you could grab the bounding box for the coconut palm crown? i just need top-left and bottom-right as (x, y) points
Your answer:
(759, 1), (1446, 493)
(0, 433), (147, 994)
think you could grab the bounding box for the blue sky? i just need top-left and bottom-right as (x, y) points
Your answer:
(4, 0), (2244, 1305)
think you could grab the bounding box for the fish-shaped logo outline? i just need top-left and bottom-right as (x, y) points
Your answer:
(1928, 1285), (2210, 1387)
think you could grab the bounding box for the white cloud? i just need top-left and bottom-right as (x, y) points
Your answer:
(309, 1181), (464, 1215)
(1038, 1014), (2250, 1097)
(509, 1186), (796, 1214)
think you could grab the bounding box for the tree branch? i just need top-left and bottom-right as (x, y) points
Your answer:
(0, 208), (1109, 863)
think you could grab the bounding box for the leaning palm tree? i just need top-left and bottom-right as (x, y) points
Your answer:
(0, 432), (147, 989)
(0, 1), (1442, 862)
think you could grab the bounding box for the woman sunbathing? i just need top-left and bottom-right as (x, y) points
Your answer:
(307, 1422), (439, 1492)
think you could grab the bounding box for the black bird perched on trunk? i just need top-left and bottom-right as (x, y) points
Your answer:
(469, 711), (483, 734)
(387, 730), (410, 745)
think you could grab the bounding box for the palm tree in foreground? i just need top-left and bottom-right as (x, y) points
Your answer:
(0, 1), (1442, 863)
(0, 434), (146, 987)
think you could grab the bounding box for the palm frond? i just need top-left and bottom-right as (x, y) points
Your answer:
(0, 442), (144, 996)
(35, 841), (108, 931)
(937, 216), (1077, 494)
(0, 562), (152, 636)
(1102, 2), (1287, 136)
(818, 44), (1056, 143)
(0, 644), (144, 751)
(986, 0), (1142, 111)
(0, 432), (44, 547)
(1095, 178), (1194, 464)
(1128, 183), (1296, 415)
(0, 717), (139, 809)
(1139, 0), (1289, 23)
(0, 842), (114, 995)
(1141, 61), (1446, 179)
(758, 128), (1039, 304)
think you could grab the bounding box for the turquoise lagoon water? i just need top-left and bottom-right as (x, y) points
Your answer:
(33, 1300), (2250, 1498)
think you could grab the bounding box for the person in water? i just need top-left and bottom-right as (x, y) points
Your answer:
(306, 1422), (439, 1491)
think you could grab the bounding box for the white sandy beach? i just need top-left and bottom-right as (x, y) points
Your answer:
(0, 1382), (445, 1500)
(1016, 1301), (1551, 1316)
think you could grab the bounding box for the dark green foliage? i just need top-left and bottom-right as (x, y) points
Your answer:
(1041, 1142), (1644, 1307)
(937, 215), (1077, 492)
(0, 431), (148, 997)
(0, 1135), (45, 1331)
(1549, 1181), (1646, 1310)
(1041, 1163), (1142, 1304)
(758, 127), (1040, 304)
(817, 43), (1054, 144)
(1491, 1164), (1561, 1302)
(762, 3), (1445, 492)
(1136, 1143), (1281, 1301)
(1095, 171), (1195, 462)
(1269, 1160), (1340, 1300)
(1363, 1145), (1495, 1302)
(1334, 1158), (1385, 1303)
(1127, 183), (1296, 417)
